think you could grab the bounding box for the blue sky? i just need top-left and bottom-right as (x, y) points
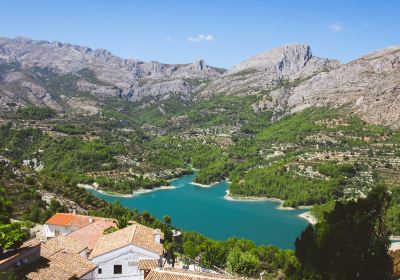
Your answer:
(1, 0), (399, 68)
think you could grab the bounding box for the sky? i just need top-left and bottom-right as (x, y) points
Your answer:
(1, 0), (399, 68)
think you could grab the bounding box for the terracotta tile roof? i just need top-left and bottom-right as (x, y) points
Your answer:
(45, 213), (93, 228)
(0, 239), (40, 265)
(27, 250), (96, 280)
(67, 219), (116, 250)
(146, 268), (244, 280)
(45, 212), (113, 228)
(138, 258), (160, 270)
(40, 235), (87, 258)
(133, 224), (164, 255)
(89, 223), (163, 259)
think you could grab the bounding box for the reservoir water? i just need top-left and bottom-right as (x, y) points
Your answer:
(86, 174), (308, 249)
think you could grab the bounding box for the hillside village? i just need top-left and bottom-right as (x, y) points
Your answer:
(0, 212), (246, 280)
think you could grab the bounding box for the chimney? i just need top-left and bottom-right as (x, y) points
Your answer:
(153, 229), (161, 243)
(72, 210), (76, 215)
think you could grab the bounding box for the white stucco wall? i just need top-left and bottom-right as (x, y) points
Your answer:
(90, 244), (161, 280)
(44, 224), (78, 237)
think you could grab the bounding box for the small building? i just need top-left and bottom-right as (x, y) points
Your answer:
(89, 224), (163, 280)
(145, 268), (244, 280)
(44, 212), (96, 237)
(43, 212), (115, 238)
(0, 239), (41, 272)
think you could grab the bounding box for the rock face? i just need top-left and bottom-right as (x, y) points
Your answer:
(198, 44), (340, 97)
(287, 46), (400, 128)
(0, 36), (222, 111)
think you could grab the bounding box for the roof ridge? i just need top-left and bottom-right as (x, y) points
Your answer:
(130, 223), (138, 243)
(161, 269), (233, 279)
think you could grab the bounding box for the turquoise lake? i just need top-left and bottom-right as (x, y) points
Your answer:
(86, 174), (308, 249)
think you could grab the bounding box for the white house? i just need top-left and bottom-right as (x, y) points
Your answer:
(88, 224), (163, 280)
(43, 212), (95, 237)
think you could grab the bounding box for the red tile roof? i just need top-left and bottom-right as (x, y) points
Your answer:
(45, 213), (92, 228)
(45, 213), (114, 228)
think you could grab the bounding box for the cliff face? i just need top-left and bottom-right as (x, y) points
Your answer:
(287, 47), (400, 128)
(198, 44), (340, 97)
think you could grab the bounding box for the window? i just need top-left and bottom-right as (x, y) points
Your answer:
(114, 265), (122, 274)
(98, 268), (102, 274)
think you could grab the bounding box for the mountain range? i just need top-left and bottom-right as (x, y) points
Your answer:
(0, 36), (399, 128)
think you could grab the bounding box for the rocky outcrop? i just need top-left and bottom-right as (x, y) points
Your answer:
(287, 46), (400, 128)
(198, 44), (340, 97)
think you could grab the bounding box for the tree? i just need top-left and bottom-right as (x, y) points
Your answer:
(288, 185), (393, 280)
(0, 187), (12, 224)
(115, 214), (130, 229)
(0, 223), (29, 254)
(226, 248), (261, 278)
(163, 215), (172, 225)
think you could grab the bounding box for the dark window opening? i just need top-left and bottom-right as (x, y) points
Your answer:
(114, 265), (122, 274)
(98, 268), (102, 274)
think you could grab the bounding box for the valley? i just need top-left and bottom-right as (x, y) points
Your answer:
(1, 36), (400, 245)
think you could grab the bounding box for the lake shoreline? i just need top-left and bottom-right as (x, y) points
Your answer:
(224, 190), (315, 223)
(191, 181), (219, 188)
(77, 183), (176, 198)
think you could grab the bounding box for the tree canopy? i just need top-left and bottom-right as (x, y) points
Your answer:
(287, 185), (393, 280)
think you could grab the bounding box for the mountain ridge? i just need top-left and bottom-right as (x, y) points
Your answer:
(1, 36), (400, 127)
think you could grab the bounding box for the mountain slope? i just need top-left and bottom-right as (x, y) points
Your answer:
(1, 36), (400, 128)
(0, 37), (222, 113)
(287, 46), (400, 128)
(198, 44), (340, 97)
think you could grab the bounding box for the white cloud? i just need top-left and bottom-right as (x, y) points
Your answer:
(166, 36), (173, 41)
(328, 22), (344, 32)
(187, 34), (214, 43)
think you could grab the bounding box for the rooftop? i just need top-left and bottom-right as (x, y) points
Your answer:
(67, 219), (116, 250)
(45, 212), (113, 228)
(40, 235), (87, 258)
(90, 223), (163, 258)
(138, 258), (160, 270)
(27, 249), (96, 280)
(0, 239), (40, 266)
(146, 268), (244, 280)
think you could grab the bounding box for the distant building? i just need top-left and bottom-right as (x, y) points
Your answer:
(0, 239), (41, 273)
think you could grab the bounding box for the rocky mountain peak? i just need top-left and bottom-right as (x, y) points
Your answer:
(199, 44), (339, 97)
(228, 44), (313, 77)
